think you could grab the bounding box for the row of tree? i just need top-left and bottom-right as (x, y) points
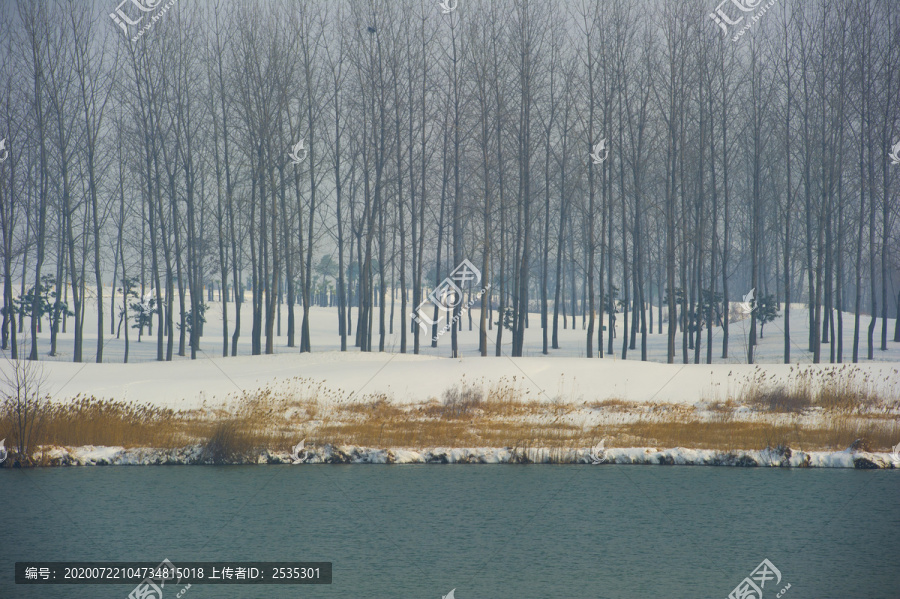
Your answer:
(0, 0), (897, 365)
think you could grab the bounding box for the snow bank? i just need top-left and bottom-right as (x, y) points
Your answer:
(6, 301), (897, 412)
(24, 444), (900, 469)
(12, 349), (899, 412)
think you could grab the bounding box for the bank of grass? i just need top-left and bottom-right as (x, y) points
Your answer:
(1, 391), (291, 462)
(312, 401), (899, 453)
(614, 416), (900, 453)
(739, 364), (897, 412)
(2, 372), (898, 460)
(38, 396), (183, 448)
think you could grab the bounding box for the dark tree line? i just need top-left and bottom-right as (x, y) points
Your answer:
(0, 0), (898, 365)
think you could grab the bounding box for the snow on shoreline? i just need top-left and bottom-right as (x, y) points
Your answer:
(18, 444), (900, 469)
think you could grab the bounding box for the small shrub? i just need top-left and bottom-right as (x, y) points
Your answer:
(201, 419), (259, 464)
(754, 387), (812, 413)
(440, 384), (483, 419)
(815, 379), (875, 411)
(0, 358), (50, 466)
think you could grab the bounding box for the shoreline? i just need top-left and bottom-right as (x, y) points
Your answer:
(5, 444), (899, 469)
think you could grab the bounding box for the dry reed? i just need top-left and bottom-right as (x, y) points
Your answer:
(2, 369), (897, 460)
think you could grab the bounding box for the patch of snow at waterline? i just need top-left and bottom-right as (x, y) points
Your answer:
(10, 444), (899, 469)
(38, 444), (205, 466)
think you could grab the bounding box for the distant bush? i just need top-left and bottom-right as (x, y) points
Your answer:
(754, 387), (812, 413)
(0, 359), (50, 467)
(201, 419), (259, 464)
(439, 384), (483, 419)
(742, 366), (879, 413)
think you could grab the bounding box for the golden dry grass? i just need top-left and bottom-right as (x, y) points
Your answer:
(608, 415), (900, 452)
(2, 372), (898, 459)
(737, 364), (897, 413)
(311, 418), (583, 449)
(589, 398), (632, 409)
(38, 396), (183, 448)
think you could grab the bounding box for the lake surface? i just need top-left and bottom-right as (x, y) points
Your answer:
(1, 465), (898, 598)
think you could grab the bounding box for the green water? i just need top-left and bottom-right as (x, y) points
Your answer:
(1, 465), (898, 598)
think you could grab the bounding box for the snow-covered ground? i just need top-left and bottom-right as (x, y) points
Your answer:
(13, 288), (900, 365)
(11, 347), (899, 412)
(1, 288), (897, 411)
(2, 289), (898, 467)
